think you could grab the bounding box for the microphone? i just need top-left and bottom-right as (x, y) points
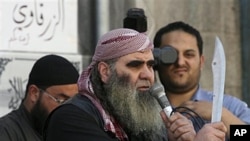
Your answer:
(153, 46), (177, 65)
(150, 82), (173, 117)
(123, 8), (147, 33)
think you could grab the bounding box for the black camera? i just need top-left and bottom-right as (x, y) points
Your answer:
(153, 46), (177, 66)
(123, 8), (177, 67)
(123, 8), (147, 33)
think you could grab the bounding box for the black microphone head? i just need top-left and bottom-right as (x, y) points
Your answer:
(150, 82), (171, 109)
(123, 8), (147, 33)
(150, 82), (165, 98)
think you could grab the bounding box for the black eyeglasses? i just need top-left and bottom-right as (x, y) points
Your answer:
(39, 88), (66, 104)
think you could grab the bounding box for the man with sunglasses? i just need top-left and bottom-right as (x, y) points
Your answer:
(0, 54), (79, 141)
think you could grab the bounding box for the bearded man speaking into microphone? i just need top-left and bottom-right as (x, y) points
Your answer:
(43, 28), (226, 141)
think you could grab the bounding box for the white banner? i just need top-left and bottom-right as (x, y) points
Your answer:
(0, 0), (77, 53)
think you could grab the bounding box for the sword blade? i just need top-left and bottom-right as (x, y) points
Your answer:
(211, 36), (226, 122)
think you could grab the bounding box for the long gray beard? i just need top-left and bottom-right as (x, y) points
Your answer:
(103, 72), (166, 139)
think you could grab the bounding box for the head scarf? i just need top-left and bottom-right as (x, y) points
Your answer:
(78, 28), (153, 94)
(77, 28), (153, 140)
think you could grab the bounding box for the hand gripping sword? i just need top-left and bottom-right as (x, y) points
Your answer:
(211, 36), (226, 122)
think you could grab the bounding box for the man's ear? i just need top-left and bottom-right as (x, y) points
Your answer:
(98, 62), (111, 83)
(200, 55), (205, 70)
(28, 85), (40, 103)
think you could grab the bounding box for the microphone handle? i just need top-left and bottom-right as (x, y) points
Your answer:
(163, 106), (173, 118)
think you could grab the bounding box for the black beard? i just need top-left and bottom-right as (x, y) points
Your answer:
(30, 97), (49, 136)
(101, 70), (166, 140)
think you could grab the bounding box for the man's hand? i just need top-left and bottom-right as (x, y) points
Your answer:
(194, 122), (227, 141)
(181, 100), (245, 138)
(161, 111), (196, 141)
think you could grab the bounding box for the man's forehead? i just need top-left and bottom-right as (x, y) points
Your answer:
(161, 33), (198, 52)
(118, 50), (153, 60)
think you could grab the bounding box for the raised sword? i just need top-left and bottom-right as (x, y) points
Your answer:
(211, 36), (226, 122)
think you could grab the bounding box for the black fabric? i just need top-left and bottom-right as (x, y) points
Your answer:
(27, 54), (79, 87)
(43, 94), (119, 141)
(0, 105), (42, 141)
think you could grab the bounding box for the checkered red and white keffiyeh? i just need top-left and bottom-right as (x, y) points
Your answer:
(77, 28), (153, 140)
